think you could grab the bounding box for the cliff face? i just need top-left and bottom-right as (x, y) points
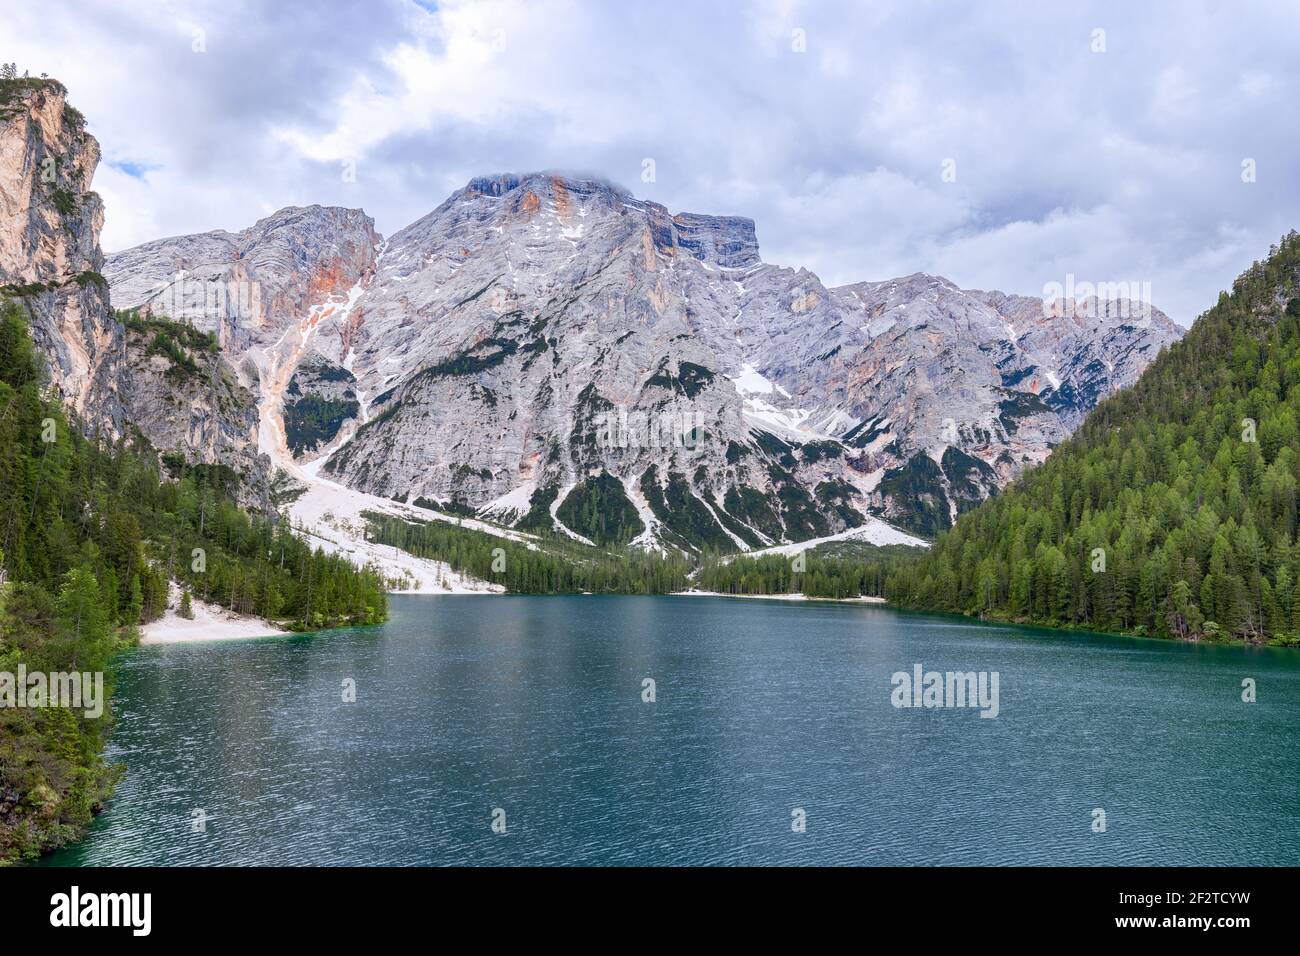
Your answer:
(0, 78), (124, 434)
(0, 79), (288, 505)
(105, 205), (381, 480)
(105, 205), (380, 357)
(107, 171), (1184, 545)
(120, 311), (270, 505)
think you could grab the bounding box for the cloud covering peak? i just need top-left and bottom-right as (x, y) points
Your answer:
(11, 0), (1300, 324)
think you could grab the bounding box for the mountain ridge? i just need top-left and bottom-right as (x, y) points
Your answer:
(883, 231), (1300, 644)
(103, 169), (1182, 548)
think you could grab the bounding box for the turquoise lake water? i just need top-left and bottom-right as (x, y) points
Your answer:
(43, 594), (1300, 865)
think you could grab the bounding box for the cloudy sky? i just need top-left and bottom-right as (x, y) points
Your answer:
(10, 0), (1300, 324)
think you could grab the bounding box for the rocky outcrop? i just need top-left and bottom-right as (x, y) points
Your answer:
(0, 78), (124, 434)
(107, 171), (1185, 544)
(106, 204), (381, 500)
(120, 311), (270, 505)
(105, 205), (379, 357)
(282, 353), (359, 460)
(0, 80), (274, 505)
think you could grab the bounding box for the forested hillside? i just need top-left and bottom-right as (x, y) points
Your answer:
(370, 232), (1300, 644)
(695, 543), (909, 599)
(0, 299), (387, 862)
(367, 511), (691, 594)
(885, 233), (1300, 645)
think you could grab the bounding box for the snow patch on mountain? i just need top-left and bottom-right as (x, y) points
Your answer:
(737, 519), (928, 559)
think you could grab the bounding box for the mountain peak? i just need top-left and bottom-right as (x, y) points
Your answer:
(103, 167), (1182, 546)
(250, 204), (374, 231)
(451, 170), (762, 269)
(464, 170), (631, 202)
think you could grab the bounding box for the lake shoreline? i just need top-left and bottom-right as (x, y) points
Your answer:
(671, 590), (887, 604)
(140, 582), (290, 644)
(886, 601), (1300, 651)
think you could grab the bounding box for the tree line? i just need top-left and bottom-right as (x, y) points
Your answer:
(884, 232), (1300, 646)
(366, 512), (691, 594)
(0, 298), (387, 862)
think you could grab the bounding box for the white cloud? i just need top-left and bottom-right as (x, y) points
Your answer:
(9, 0), (1300, 324)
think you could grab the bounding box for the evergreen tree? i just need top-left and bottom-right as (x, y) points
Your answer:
(881, 232), (1300, 646)
(0, 298), (388, 862)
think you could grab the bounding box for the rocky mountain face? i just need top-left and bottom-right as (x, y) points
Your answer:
(104, 205), (381, 499)
(811, 275), (1182, 533)
(105, 204), (379, 358)
(0, 78), (124, 434)
(0, 80), (279, 506)
(119, 310), (270, 504)
(106, 171), (1184, 547)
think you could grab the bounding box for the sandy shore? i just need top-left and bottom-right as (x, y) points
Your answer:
(140, 583), (291, 644)
(672, 590), (887, 604)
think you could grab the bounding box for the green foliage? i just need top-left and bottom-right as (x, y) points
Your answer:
(697, 543), (916, 599)
(143, 329), (201, 380)
(1, 273), (107, 299)
(61, 103), (84, 133)
(366, 512), (690, 594)
(282, 394), (359, 455)
(414, 334), (544, 380)
(142, 459), (388, 631)
(800, 440), (843, 463)
(555, 472), (644, 546)
(754, 430), (797, 468)
(769, 467), (830, 540)
(0, 299), (387, 862)
(121, 309), (218, 353)
(48, 187), (78, 217)
(0, 281), (57, 298)
(876, 454), (950, 537)
(645, 360), (715, 398)
(884, 232), (1300, 646)
(0, 75), (59, 121)
(723, 485), (782, 542)
(639, 466), (737, 553)
(0, 299), (126, 862)
(514, 484), (559, 533)
(841, 417), (890, 449)
(814, 479), (868, 528)
(123, 309), (219, 384)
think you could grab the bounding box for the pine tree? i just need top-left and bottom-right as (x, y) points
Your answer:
(881, 232), (1300, 645)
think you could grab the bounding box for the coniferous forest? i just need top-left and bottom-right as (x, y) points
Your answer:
(367, 511), (692, 594)
(0, 299), (387, 862)
(694, 548), (897, 600)
(883, 232), (1300, 645)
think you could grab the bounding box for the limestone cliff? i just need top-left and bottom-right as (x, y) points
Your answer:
(0, 77), (124, 434)
(107, 171), (1184, 544)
